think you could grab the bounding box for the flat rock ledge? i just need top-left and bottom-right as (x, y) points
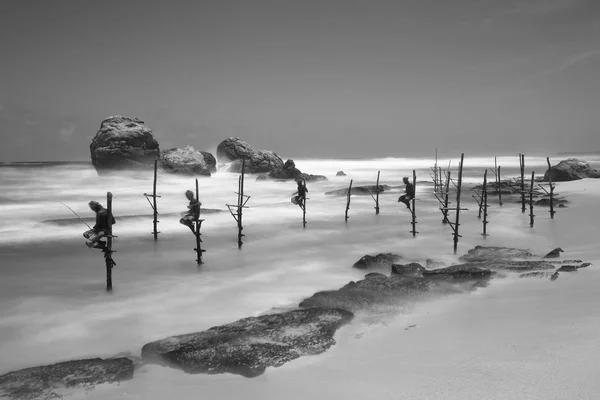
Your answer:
(141, 308), (353, 378)
(0, 357), (134, 400)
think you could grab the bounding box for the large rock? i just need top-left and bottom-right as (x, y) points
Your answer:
(260, 159), (328, 182)
(543, 158), (600, 182)
(0, 357), (134, 400)
(141, 308), (353, 378)
(449, 260), (556, 272)
(201, 151), (217, 173)
(159, 146), (211, 176)
(216, 137), (254, 162)
(459, 246), (533, 262)
(227, 150), (285, 174)
(90, 116), (160, 174)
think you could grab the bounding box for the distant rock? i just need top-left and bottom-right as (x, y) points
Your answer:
(216, 137), (254, 163)
(557, 265), (578, 272)
(391, 263), (426, 276)
(159, 146), (211, 176)
(543, 248), (564, 259)
(201, 151), (217, 173)
(90, 116), (159, 174)
(535, 197), (568, 207)
(0, 357), (133, 400)
(325, 185), (391, 196)
(141, 308), (353, 377)
(336, 171), (346, 176)
(543, 158), (600, 182)
(352, 253), (402, 272)
(459, 246), (533, 262)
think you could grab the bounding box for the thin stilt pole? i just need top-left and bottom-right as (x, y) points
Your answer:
(105, 192), (114, 291)
(520, 154), (526, 213)
(152, 160), (158, 240)
(195, 178), (204, 264)
(238, 159), (245, 248)
(442, 170), (450, 224)
(410, 170), (417, 237)
(547, 157), (555, 219)
(482, 169), (489, 236)
(375, 171), (380, 215)
(529, 171), (535, 227)
(453, 154), (464, 254)
(302, 180), (307, 228)
(345, 179), (353, 222)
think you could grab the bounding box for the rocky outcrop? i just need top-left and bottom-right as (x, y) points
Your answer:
(201, 151), (217, 173)
(352, 253), (402, 271)
(256, 159), (327, 182)
(543, 158), (600, 182)
(227, 150), (285, 174)
(459, 246), (533, 262)
(216, 137), (255, 162)
(543, 248), (563, 258)
(535, 197), (568, 207)
(90, 116), (159, 174)
(449, 260), (556, 272)
(325, 185), (391, 196)
(0, 358), (134, 400)
(336, 171), (346, 176)
(391, 263), (426, 276)
(141, 308), (353, 378)
(159, 146), (211, 176)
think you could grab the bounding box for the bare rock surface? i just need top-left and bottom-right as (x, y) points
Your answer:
(325, 185), (391, 196)
(159, 146), (211, 176)
(543, 158), (600, 181)
(459, 245), (533, 262)
(0, 358), (134, 400)
(141, 308), (353, 378)
(90, 116), (159, 174)
(352, 253), (402, 271)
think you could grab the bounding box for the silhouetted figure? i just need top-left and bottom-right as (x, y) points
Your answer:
(398, 176), (415, 211)
(180, 190), (201, 233)
(83, 201), (115, 250)
(292, 180), (308, 209)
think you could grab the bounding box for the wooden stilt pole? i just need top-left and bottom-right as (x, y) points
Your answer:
(520, 154), (526, 213)
(529, 171), (535, 227)
(410, 170), (418, 237)
(482, 169), (489, 236)
(302, 180), (307, 228)
(547, 157), (555, 219)
(375, 171), (380, 215)
(442, 170), (450, 224)
(194, 178), (205, 264)
(345, 179), (353, 222)
(105, 192), (115, 291)
(238, 159), (245, 248)
(142, 160), (161, 240)
(453, 154), (464, 254)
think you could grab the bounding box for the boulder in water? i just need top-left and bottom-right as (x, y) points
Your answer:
(90, 116), (160, 174)
(159, 146), (211, 176)
(543, 158), (600, 182)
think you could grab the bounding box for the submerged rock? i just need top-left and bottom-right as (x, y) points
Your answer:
(535, 197), (568, 207)
(352, 253), (402, 271)
(450, 260), (556, 272)
(0, 358), (134, 400)
(543, 158), (600, 182)
(519, 271), (557, 279)
(90, 116), (160, 174)
(543, 248), (564, 259)
(336, 171), (346, 176)
(159, 146), (212, 176)
(391, 263), (426, 276)
(459, 246), (533, 262)
(141, 308), (353, 378)
(325, 185), (391, 196)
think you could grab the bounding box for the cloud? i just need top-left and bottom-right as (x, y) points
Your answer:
(541, 49), (600, 76)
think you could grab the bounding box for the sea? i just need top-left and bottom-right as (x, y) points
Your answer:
(1, 154), (600, 399)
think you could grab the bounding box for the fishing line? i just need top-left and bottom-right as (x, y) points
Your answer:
(58, 202), (92, 230)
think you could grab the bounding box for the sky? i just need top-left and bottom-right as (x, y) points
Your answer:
(1, 0), (599, 161)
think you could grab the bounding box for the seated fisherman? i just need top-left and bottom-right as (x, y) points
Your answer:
(398, 176), (415, 211)
(179, 190), (201, 233)
(83, 200), (116, 249)
(292, 180), (308, 208)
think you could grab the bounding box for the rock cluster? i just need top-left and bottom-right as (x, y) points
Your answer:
(543, 158), (600, 182)
(159, 146), (212, 176)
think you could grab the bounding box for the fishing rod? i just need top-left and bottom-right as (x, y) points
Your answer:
(58, 202), (92, 230)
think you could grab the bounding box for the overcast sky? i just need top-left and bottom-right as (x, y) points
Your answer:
(1, 0), (599, 161)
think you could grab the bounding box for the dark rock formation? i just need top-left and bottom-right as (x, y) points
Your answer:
(391, 263), (426, 276)
(450, 260), (556, 272)
(422, 265), (494, 280)
(543, 158), (600, 182)
(459, 246), (533, 262)
(352, 253), (402, 271)
(90, 116), (159, 174)
(141, 308), (353, 378)
(336, 171), (346, 176)
(535, 197), (568, 207)
(159, 146), (211, 176)
(519, 271), (557, 279)
(216, 137), (254, 162)
(365, 272), (388, 279)
(227, 150), (285, 174)
(557, 265), (578, 272)
(201, 151), (217, 173)
(260, 159), (328, 182)
(325, 185), (391, 196)
(0, 358), (133, 400)
(543, 248), (564, 259)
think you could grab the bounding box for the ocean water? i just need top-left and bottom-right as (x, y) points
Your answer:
(1, 154), (600, 399)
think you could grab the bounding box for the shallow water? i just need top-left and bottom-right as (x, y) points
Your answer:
(1, 155), (599, 399)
